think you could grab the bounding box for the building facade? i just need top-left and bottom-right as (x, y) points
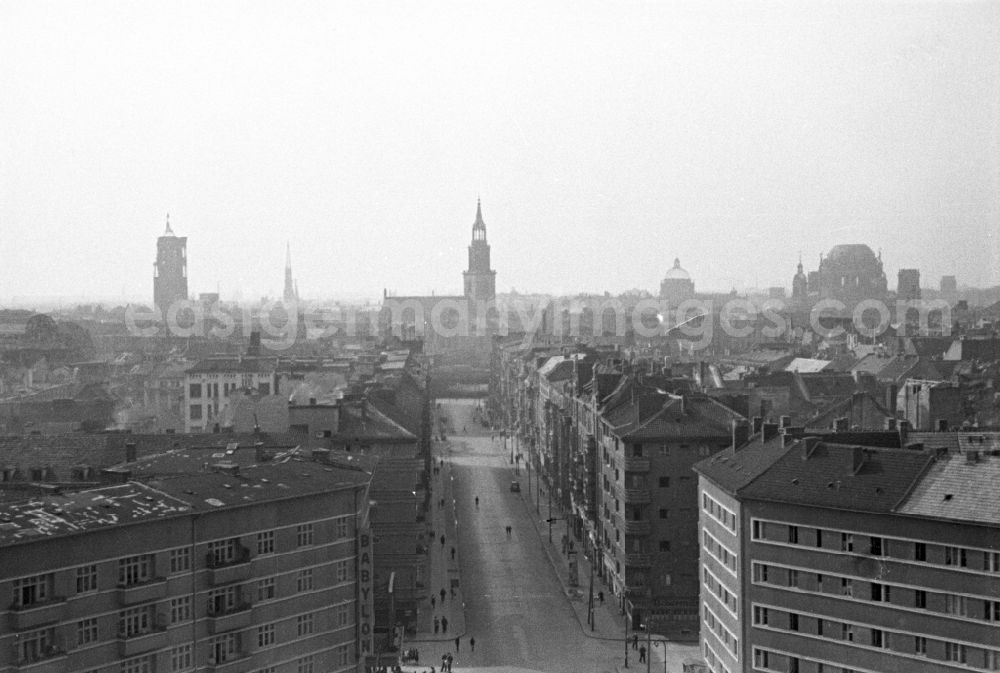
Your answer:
(184, 357), (279, 432)
(154, 217), (188, 313)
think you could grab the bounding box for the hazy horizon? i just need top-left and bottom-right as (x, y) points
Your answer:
(3, 1), (998, 302)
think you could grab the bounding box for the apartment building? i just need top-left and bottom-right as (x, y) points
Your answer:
(696, 431), (1000, 673)
(184, 357), (279, 432)
(0, 457), (372, 673)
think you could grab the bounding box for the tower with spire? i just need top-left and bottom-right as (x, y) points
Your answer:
(283, 242), (298, 303)
(153, 214), (188, 312)
(792, 253), (808, 301)
(463, 199), (496, 302)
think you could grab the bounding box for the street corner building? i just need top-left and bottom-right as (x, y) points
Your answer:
(694, 424), (1000, 673)
(0, 455), (375, 673)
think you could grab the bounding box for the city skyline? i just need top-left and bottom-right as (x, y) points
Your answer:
(2, 2), (998, 300)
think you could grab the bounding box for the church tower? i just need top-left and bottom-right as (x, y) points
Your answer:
(154, 215), (188, 312)
(792, 255), (807, 301)
(283, 242), (298, 303)
(463, 199), (496, 302)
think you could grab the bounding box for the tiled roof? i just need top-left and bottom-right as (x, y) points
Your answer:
(694, 434), (793, 493)
(896, 453), (1000, 525)
(806, 393), (893, 431)
(335, 402), (417, 441)
(737, 442), (932, 512)
(785, 358), (832, 373)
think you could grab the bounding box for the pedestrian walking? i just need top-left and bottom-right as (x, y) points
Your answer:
(633, 633), (638, 650)
(440, 588), (446, 603)
(475, 496), (479, 509)
(440, 655), (447, 672)
(450, 546), (456, 561)
(470, 636), (476, 652)
(505, 524), (511, 538)
(433, 617), (439, 634)
(598, 591), (604, 605)
(440, 497), (445, 508)
(639, 645), (646, 663)
(454, 636), (460, 652)
(446, 653), (453, 672)
(431, 595), (436, 609)
(441, 615), (448, 633)
(440, 534), (445, 548)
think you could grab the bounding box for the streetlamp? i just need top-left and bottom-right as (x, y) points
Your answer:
(651, 639), (668, 673)
(544, 516), (564, 544)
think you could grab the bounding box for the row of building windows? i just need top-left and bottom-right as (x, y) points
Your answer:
(703, 640), (733, 673)
(751, 561), (1000, 622)
(703, 567), (739, 616)
(704, 602), (739, 658)
(703, 530), (738, 575)
(702, 492), (737, 533)
(751, 603), (1000, 671)
(751, 518), (1000, 575)
(10, 520), (354, 606)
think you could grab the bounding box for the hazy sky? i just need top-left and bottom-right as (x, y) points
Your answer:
(2, 1), (998, 303)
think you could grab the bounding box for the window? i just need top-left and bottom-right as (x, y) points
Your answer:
(170, 548), (190, 573)
(189, 404), (202, 420)
(208, 538), (240, 565)
(189, 383), (202, 398)
(915, 636), (927, 656)
(118, 555), (151, 586)
(659, 540), (671, 552)
(13, 574), (52, 607)
(257, 624), (275, 648)
(77, 618), (99, 646)
(788, 569), (799, 588)
(659, 508), (669, 519)
(257, 578), (276, 602)
(946, 642), (967, 664)
(662, 572), (671, 586)
(297, 524), (314, 546)
(76, 565), (98, 593)
(257, 531), (275, 555)
(658, 477), (670, 487)
(840, 533), (853, 552)
(789, 613), (799, 631)
(119, 606), (153, 638)
(209, 586), (240, 615)
(815, 529), (822, 548)
(753, 564), (768, 583)
(122, 656), (154, 673)
(335, 518), (350, 539)
(817, 619), (824, 637)
(297, 656), (314, 673)
(915, 542), (926, 561)
(297, 613), (314, 636)
(788, 525), (799, 544)
(752, 520), (761, 539)
(986, 600), (1000, 622)
(336, 603), (351, 627)
(336, 560), (350, 582)
(259, 382), (270, 395)
(987, 551), (1000, 572)
(915, 590), (926, 609)
(336, 644), (351, 666)
(945, 594), (968, 616)
(841, 624), (854, 641)
(296, 569), (314, 592)
(945, 546), (967, 567)
(170, 644), (192, 672)
(871, 583), (889, 602)
(840, 578), (852, 597)
(754, 649), (769, 669)
(869, 536), (883, 555)
(210, 633), (240, 664)
(170, 596), (191, 623)
(871, 629), (886, 648)
(753, 606), (768, 625)
(816, 574), (824, 591)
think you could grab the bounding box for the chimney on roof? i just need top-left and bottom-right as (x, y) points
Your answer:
(752, 416), (763, 435)
(966, 449), (979, 463)
(125, 442), (137, 463)
(885, 383), (898, 417)
(100, 468), (130, 484)
(801, 436), (820, 460)
(883, 417), (897, 431)
(898, 419), (910, 447)
(833, 417), (849, 433)
(762, 422), (780, 444)
(936, 418), (949, 432)
(780, 426), (804, 448)
(779, 415), (792, 429)
(732, 419), (750, 451)
(213, 462), (239, 477)
(254, 442), (267, 463)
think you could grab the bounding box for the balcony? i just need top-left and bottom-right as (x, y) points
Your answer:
(15, 646), (67, 673)
(624, 553), (652, 567)
(622, 457), (650, 472)
(623, 520), (652, 536)
(206, 546), (252, 585)
(119, 628), (168, 657)
(117, 578), (167, 605)
(8, 598), (67, 630)
(207, 604), (253, 634)
(207, 652), (250, 672)
(621, 488), (650, 504)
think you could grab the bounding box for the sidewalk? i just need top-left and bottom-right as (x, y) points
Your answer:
(409, 438), (467, 644)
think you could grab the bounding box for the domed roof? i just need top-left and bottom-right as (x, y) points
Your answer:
(664, 258), (691, 281)
(826, 244), (878, 267)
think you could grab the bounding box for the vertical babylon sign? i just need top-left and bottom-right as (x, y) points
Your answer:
(358, 526), (373, 658)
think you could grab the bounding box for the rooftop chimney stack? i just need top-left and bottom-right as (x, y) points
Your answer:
(125, 442), (137, 463)
(732, 419), (751, 451)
